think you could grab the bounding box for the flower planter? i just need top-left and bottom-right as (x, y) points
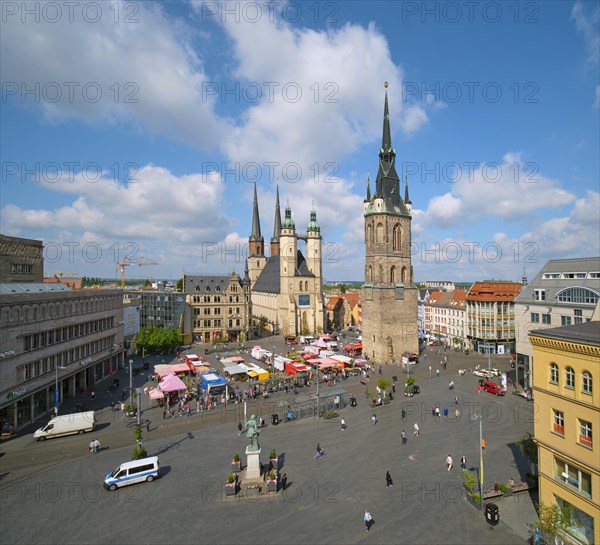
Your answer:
(225, 484), (236, 496)
(246, 486), (260, 496)
(267, 481), (277, 492)
(231, 461), (241, 473)
(270, 457), (279, 471)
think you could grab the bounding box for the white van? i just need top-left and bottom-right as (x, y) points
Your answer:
(103, 456), (160, 491)
(34, 411), (96, 441)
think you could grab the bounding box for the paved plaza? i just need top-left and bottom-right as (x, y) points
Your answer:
(0, 345), (538, 545)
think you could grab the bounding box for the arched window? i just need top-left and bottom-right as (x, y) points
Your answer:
(556, 287), (599, 305)
(305, 281), (309, 291)
(549, 363), (559, 384)
(390, 266), (396, 284)
(205, 286), (211, 292)
(565, 366), (575, 389)
(376, 222), (384, 243)
(366, 265), (372, 284)
(393, 224), (401, 252)
(582, 371), (592, 394)
(366, 224), (373, 247)
(378, 264), (384, 284)
(401, 266), (408, 284)
(195, 286), (200, 292)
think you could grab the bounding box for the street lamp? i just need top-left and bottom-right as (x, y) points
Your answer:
(136, 387), (141, 427)
(54, 365), (60, 416)
(471, 412), (484, 511)
(129, 359), (133, 404)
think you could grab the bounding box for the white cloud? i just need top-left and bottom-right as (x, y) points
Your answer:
(1, 1), (227, 150)
(0, 165), (236, 274)
(571, 1), (600, 67)
(420, 153), (576, 228)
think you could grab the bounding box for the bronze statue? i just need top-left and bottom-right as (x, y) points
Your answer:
(245, 414), (260, 451)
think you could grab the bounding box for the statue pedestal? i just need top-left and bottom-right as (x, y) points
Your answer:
(245, 447), (262, 480)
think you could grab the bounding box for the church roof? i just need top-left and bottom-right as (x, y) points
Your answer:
(252, 251), (315, 294)
(364, 87), (411, 217)
(184, 274), (242, 293)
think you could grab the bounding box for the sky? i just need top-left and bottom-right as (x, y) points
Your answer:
(1, 0), (599, 284)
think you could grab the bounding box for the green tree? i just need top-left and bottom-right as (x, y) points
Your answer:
(339, 284), (346, 293)
(518, 432), (538, 474)
(533, 501), (575, 545)
(176, 277), (183, 291)
(376, 377), (391, 397)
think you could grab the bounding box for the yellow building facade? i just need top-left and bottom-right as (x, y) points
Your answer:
(531, 321), (599, 545)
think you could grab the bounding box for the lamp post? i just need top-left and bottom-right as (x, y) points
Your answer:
(129, 359), (133, 404)
(136, 387), (141, 427)
(471, 412), (484, 511)
(54, 365), (60, 416)
(316, 363), (320, 419)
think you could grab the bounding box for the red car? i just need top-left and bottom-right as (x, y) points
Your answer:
(483, 381), (506, 396)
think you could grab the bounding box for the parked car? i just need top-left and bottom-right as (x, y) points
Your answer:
(490, 368), (501, 377)
(404, 384), (420, 397)
(473, 369), (492, 379)
(483, 381), (506, 396)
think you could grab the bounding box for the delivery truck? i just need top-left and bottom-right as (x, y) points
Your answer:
(33, 411), (96, 441)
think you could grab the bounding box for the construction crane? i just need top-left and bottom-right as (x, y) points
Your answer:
(115, 256), (158, 288)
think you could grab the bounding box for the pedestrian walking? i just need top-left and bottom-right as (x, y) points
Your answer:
(460, 455), (467, 470)
(371, 414), (377, 425)
(401, 430), (407, 444)
(446, 454), (453, 471)
(454, 395), (458, 405)
(385, 470), (393, 488)
(435, 407), (440, 418)
(238, 421), (243, 435)
(341, 418), (347, 431)
(163, 408), (167, 420)
(413, 422), (420, 436)
(455, 407), (460, 419)
(364, 509), (373, 532)
(281, 473), (287, 491)
(477, 384), (481, 394)
(146, 421), (150, 433)
(89, 439), (100, 454)
(91, 390), (95, 400)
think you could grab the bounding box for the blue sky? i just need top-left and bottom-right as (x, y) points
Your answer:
(1, 0), (598, 283)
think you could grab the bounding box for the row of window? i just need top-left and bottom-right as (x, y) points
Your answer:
(191, 295), (243, 303)
(554, 457), (592, 498)
(22, 318), (115, 352)
(530, 313), (552, 324)
(543, 272), (600, 280)
(193, 284), (239, 293)
(549, 364), (592, 394)
(192, 319), (241, 329)
(17, 335), (115, 382)
(10, 263), (34, 274)
(552, 409), (593, 449)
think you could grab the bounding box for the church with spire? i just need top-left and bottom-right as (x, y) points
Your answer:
(362, 84), (419, 363)
(247, 185), (325, 337)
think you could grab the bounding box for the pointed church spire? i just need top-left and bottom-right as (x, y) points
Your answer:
(271, 185), (282, 243)
(404, 175), (411, 205)
(249, 182), (264, 257)
(250, 182), (262, 240)
(243, 258), (251, 286)
(381, 82), (392, 153)
(365, 171), (372, 202)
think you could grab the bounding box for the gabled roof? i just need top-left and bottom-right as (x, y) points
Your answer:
(340, 292), (360, 309)
(252, 251), (315, 294)
(530, 320), (600, 346)
(466, 281), (522, 302)
(326, 297), (343, 311)
(184, 274), (242, 293)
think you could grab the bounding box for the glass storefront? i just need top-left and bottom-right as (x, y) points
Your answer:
(33, 389), (47, 419)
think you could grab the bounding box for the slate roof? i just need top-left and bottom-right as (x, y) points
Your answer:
(0, 282), (71, 294)
(252, 251), (315, 294)
(516, 257), (600, 304)
(530, 320), (600, 346)
(184, 274), (241, 293)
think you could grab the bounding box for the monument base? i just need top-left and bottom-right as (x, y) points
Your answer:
(245, 447), (262, 480)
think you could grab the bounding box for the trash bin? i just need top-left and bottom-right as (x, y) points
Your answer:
(350, 397), (357, 407)
(443, 408), (448, 417)
(271, 413), (279, 425)
(485, 502), (499, 526)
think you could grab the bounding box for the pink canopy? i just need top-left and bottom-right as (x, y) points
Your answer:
(147, 387), (164, 399)
(311, 339), (328, 348)
(159, 374), (187, 392)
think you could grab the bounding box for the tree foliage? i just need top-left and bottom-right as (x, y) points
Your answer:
(376, 377), (391, 394)
(533, 501), (575, 543)
(135, 325), (182, 354)
(176, 277), (183, 291)
(518, 432), (538, 468)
